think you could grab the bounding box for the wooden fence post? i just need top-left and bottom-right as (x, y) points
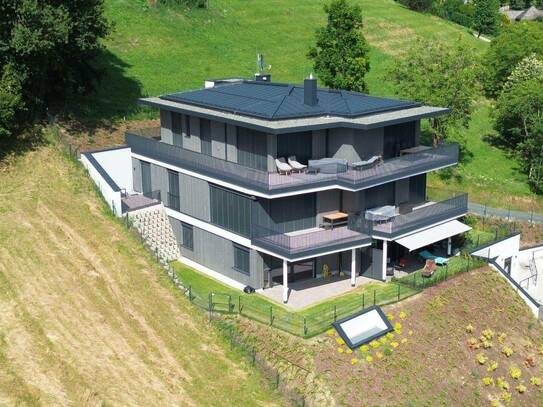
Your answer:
(269, 306), (273, 326)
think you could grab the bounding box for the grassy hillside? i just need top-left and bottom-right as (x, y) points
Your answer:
(234, 268), (543, 405)
(0, 139), (282, 405)
(89, 0), (542, 211)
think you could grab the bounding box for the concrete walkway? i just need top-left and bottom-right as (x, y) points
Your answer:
(260, 275), (374, 310)
(468, 202), (543, 224)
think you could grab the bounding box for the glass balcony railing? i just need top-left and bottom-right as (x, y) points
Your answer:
(251, 224), (372, 260)
(126, 128), (459, 196)
(348, 191), (469, 239)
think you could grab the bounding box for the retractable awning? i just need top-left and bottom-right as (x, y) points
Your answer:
(395, 220), (471, 252)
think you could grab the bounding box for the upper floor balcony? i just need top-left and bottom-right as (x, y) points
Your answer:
(126, 128), (459, 196)
(348, 190), (469, 239)
(251, 223), (372, 260)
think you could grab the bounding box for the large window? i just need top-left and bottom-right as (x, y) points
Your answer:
(181, 222), (194, 251)
(167, 170), (180, 211)
(210, 185), (251, 237)
(233, 244), (250, 275)
(172, 113), (182, 146)
(237, 127), (267, 171)
(277, 131), (313, 164)
(200, 118), (212, 155)
(141, 161), (152, 195)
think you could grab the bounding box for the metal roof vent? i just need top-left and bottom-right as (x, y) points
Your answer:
(304, 74), (318, 106)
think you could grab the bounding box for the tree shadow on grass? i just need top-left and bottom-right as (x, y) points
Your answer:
(60, 49), (146, 135)
(0, 127), (47, 162)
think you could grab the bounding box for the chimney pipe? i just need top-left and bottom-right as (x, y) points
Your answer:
(304, 74), (318, 106)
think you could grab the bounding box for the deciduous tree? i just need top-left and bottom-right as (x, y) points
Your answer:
(308, 0), (370, 93)
(473, 0), (500, 37)
(482, 22), (543, 97)
(388, 39), (480, 149)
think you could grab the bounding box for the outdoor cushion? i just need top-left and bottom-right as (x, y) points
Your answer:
(288, 156), (307, 171)
(308, 158), (348, 174)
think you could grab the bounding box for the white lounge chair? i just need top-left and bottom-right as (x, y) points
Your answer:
(288, 156), (307, 173)
(350, 155), (382, 170)
(275, 157), (293, 175)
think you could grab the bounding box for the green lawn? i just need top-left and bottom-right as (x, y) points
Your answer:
(94, 0), (543, 211)
(172, 260), (436, 337)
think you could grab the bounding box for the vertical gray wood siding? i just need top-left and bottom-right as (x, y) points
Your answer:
(160, 110), (173, 144)
(178, 173), (210, 221)
(254, 194), (316, 233)
(169, 216), (263, 288)
(150, 163), (168, 198)
(237, 127), (267, 171)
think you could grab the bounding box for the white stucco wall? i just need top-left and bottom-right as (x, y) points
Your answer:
(92, 147), (133, 193)
(81, 154), (123, 217)
(472, 234), (521, 279)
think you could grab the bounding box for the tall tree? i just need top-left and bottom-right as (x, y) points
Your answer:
(493, 55), (543, 193)
(482, 22), (543, 97)
(388, 39), (480, 148)
(0, 0), (110, 140)
(473, 0), (500, 37)
(308, 0), (370, 93)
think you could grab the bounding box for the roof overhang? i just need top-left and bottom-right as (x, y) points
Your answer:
(395, 220), (471, 252)
(140, 97), (449, 134)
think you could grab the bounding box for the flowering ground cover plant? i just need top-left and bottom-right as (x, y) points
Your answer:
(230, 268), (543, 406)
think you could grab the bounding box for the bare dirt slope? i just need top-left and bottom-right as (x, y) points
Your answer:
(0, 144), (281, 406)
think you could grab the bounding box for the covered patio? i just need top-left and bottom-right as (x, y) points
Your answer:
(260, 274), (375, 310)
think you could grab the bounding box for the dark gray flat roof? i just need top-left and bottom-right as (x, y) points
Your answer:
(159, 80), (421, 121)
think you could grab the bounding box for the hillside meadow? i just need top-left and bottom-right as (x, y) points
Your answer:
(0, 138), (283, 406)
(73, 0), (542, 212)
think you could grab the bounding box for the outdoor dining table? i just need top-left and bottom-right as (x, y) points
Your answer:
(322, 212), (349, 229)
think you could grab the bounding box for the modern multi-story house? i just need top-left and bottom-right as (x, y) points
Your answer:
(98, 75), (470, 303)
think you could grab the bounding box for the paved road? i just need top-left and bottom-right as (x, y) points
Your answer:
(468, 202), (543, 223)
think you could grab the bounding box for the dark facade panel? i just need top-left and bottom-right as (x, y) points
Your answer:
(254, 194), (316, 234)
(236, 127), (267, 171)
(209, 185), (252, 237)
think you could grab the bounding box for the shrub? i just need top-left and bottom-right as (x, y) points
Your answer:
(384, 347), (393, 356)
(516, 383), (527, 393)
(530, 376), (541, 386)
(366, 355), (373, 363)
(500, 391), (512, 403)
(481, 329), (494, 340)
(466, 323), (474, 333)
(509, 365), (522, 380)
(498, 333), (507, 344)
(497, 377), (510, 391)
(482, 377), (494, 386)
(397, 0), (433, 12)
(487, 361), (498, 372)
(502, 346), (514, 357)
(476, 353), (488, 365)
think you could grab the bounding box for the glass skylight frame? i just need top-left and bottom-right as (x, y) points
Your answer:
(332, 305), (394, 350)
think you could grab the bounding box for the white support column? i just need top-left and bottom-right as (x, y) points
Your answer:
(282, 259), (288, 303)
(351, 248), (357, 287)
(447, 237), (452, 256)
(382, 240), (388, 281)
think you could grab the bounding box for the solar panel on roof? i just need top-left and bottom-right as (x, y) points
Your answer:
(160, 81), (420, 121)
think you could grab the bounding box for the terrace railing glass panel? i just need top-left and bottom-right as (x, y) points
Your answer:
(126, 128), (459, 196)
(349, 192), (469, 239)
(251, 224), (372, 259)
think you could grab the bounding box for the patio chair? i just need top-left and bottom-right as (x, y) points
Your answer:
(350, 155), (382, 170)
(421, 259), (437, 277)
(288, 156), (307, 173)
(275, 157), (293, 175)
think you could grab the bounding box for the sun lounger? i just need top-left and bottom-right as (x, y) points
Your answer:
(288, 156), (307, 172)
(419, 250), (449, 266)
(275, 157), (293, 175)
(351, 156), (382, 170)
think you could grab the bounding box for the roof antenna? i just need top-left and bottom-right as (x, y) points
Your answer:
(255, 53), (272, 82)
